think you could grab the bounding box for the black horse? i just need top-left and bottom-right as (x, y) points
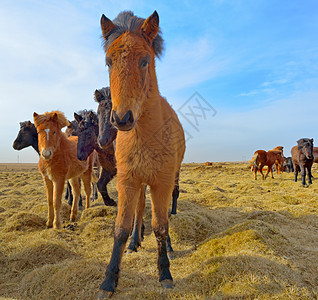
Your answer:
(73, 109), (117, 207)
(283, 156), (294, 173)
(291, 138), (314, 186)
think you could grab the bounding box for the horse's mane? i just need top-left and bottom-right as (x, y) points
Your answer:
(20, 121), (35, 130)
(76, 109), (98, 124)
(103, 11), (164, 58)
(34, 111), (69, 129)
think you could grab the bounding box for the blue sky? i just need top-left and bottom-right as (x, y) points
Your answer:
(1, 0), (318, 163)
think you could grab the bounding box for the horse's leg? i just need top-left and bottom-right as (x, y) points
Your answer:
(270, 165), (274, 179)
(307, 164), (313, 185)
(127, 185), (146, 253)
(150, 183), (174, 289)
(81, 171), (92, 209)
(98, 168), (116, 206)
(171, 171), (180, 215)
(259, 164), (265, 180)
(52, 177), (65, 229)
(294, 165), (298, 182)
(69, 177), (81, 222)
(100, 181), (141, 295)
(300, 164), (307, 186)
(43, 176), (54, 228)
(253, 166), (257, 180)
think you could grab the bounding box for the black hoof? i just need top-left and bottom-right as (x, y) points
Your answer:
(103, 199), (117, 207)
(97, 290), (113, 299)
(161, 279), (174, 289)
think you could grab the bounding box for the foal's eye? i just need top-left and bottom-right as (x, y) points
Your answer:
(140, 59), (148, 68)
(53, 131), (56, 135)
(106, 57), (112, 70)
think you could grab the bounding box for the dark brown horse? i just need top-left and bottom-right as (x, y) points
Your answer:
(73, 109), (117, 206)
(249, 150), (284, 180)
(291, 138), (314, 186)
(99, 11), (185, 296)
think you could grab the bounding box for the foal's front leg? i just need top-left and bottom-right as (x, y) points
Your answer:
(150, 184), (174, 289)
(43, 176), (54, 228)
(100, 181), (141, 296)
(53, 177), (65, 229)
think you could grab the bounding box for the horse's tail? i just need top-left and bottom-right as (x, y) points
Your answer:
(249, 152), (259, 166)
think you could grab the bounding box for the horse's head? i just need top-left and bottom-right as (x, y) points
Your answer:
(74, 110), (99, 161)
(297, 138), (314, 160)
(65, 120), (79, 137)
(33, 111), (69, 161)
(100, 11), (163, 131)
(95, 87), (117, 148)
(13, 121), (37, 151)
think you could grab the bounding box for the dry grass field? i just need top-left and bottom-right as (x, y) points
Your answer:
(0, 162), (317, 299)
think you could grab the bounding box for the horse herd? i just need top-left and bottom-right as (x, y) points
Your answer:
(250, 138), (317, 186)
(12, 10), (186, 297)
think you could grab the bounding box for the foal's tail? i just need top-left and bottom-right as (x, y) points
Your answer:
(249, 152), (259, 167)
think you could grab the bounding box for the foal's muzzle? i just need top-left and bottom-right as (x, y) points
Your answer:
(111, 110), (134, 131)
(41, 149), (53, 160)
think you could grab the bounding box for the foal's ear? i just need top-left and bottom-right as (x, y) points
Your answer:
(74, 112), (82, 123)
(310, 138), (314, 143)
(101, 14), (116, 40)
(26, 121), (32, 127)
(141, 11), (159, 43)
(33, 112), (38, 124)
(94, 89), (105, 103)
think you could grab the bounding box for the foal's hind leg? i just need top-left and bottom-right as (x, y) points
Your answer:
(150, 183), (174, 289)
(171, 171), (180, 215)
(127, 185), (146, 253)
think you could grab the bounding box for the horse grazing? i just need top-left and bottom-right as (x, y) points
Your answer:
(33, 111), (93, 229)
(291, 138), (314, 186)
(249, 150), (284, 180)
(205, 162), (213, 166)
(73, 109), (117, 206)
(99, 11), (185, 295)
(13, 121), (39, 153)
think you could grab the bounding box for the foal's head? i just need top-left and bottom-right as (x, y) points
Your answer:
(297, 138), (314, 160)
(100, 11), (164, 131)
(13, 121), (37, 151)
(33, 111), (69, 160)
(95, 87), (117, 148)
(74, 110), (99, 161)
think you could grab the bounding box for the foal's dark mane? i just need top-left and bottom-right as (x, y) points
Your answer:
(77, 109), (98, 123)
(102, 10), (164, 58)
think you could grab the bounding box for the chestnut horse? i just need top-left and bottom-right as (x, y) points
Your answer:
(291, 138), (314, 186)
(99, 11), (185, 296)
(249, 150), (284, 180)
(33, 111), (93, 229)
(271, 146), (284, 174)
